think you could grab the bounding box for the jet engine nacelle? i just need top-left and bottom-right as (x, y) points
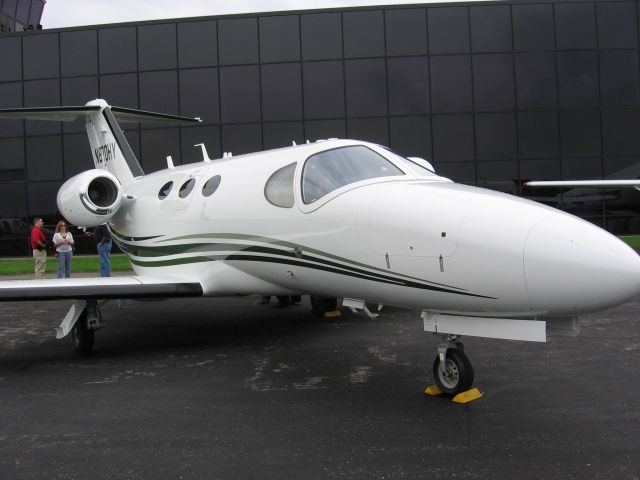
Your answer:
(56, 169), (122, 227)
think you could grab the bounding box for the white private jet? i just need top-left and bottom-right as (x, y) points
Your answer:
(1, 99), (639, 396)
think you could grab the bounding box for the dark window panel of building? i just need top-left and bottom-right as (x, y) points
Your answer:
(2, 0), (17, 18)
(513, 4), (554, 52)
(515, 53), (557, 110)
(469, 5), (512, 53)
(435, 162), (475, 183)
(430, 55), (472, 113)
(389, 116), (431, 159)
(347, 117), (389, 145)
(563, 157), (602, 180)
(178, 20), (218, 68)
(26, 136), (63, 181)
(475, 113), (516, 160)
(124, 130), (141, 160)
(557, 51), (598, 109)
(139, 71), (179, 117)
(596, 1), (638, 49)
(560, 110), (601, 158)
(220, 65), (261, 124)
(602, 110), (640, 156)
(28, 181), (62, 219)
(303, 61), (345, 120)
(472, 54), (515, 112)
(15, 0), (29, 24)
(22, 33), (59, 80)
(259, 15), (300, 63)
(99, 27), (137, 74)
(0, 183), (27, 220)
(604, 157), (640, 178)
(388, 57), (429, 115)
(24, 79), (60, 136)
(140, 128), (180, 172)
(261, 63), (303, 122)
(221, 124), (262, 155)
(343, 10), (385, 58)
(180, 125), (221, 163)
(0, 36), (21, 82)
(554, 3), (596, 50)
(518, 112), (559, 159)
(179, 68), (219, 124)
(300, 12), (342, 61)
(428, 6), (470, 55)
(63, 133), (91, 178)
(61, 76), (99, 134)
(385, 8), (427, 56)
(0, 138), (25, 181)
(600, 50), (640, 108)
(432, 114), (475, 162)
(263, 122), (304, 149)
(477, 161), (518, 194)
(138, 23), (177, 71)
(0, 82), (23, 138)
(520, 159), (561, 182)
(100, 73), (139, 109)
(344, 59), (387, 117)
(218, 17), (258, 66)
(60, 30), (98, 77)
(304, 119), (346, 141)
(29, 0), (45, 26)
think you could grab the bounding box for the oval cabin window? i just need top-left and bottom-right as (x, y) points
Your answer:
(202, 175), (222, 197)
(158, 181), (173, 200)
(179, 178), (196, 198)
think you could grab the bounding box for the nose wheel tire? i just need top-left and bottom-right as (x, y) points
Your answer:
(433, 348), (474, 395)
(71, 312), (94, 354)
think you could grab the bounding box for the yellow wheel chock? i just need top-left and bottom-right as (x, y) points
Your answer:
(424, 385), (483, 404)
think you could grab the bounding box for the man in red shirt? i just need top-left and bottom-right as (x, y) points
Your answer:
(30, 217), (47, 279)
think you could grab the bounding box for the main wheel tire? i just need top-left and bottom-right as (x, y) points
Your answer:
(433, 348), (474, 395)
(71, 312), (94, 353)
(310, 296), (338, 316)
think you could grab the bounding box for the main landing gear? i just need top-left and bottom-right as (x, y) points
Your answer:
(432, 335), (474, 395)
(68, 300), (105, 353)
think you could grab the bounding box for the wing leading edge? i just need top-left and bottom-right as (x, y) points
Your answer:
(0, 276), (203, 301)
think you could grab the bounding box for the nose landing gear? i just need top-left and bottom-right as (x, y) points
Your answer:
(432, 335), (474, 395)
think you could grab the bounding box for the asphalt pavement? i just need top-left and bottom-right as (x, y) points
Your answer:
(0, 290), (639, 479)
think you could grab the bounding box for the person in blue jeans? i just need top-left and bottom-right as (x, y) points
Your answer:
(94, 223), (112, 277)
(53, 220), (74, 278)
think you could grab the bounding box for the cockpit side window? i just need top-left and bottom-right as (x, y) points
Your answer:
(302, 145), (404, 204)
(265, 162), (296, 208)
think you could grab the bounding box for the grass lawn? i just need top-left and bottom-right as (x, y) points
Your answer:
(0, 254), (133, 276)
(620, 235), (640, 250)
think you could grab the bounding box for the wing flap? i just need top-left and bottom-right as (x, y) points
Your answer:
(0, 276), (203, 301)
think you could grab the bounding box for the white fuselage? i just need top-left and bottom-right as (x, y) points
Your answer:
(109, 139), (640, 319)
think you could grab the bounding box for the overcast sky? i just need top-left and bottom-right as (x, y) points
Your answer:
(41, 0), (484, 28)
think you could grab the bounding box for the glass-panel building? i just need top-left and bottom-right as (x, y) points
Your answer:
(1, 0), (640, 255)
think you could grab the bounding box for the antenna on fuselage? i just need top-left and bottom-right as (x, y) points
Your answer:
(166, 156), (175, 169)
(194, 143), (211, 163)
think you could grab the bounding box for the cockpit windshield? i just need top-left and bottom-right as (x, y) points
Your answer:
(302, 145), (404, 204)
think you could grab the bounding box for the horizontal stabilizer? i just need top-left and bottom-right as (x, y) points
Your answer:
(0, 105), (201, 125)
(526, 180), (640, 189)
(0, 276), (203, 301)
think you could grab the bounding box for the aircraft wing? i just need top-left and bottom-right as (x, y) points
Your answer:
(526, 180), (640, 189)
(0, 276), (203, 301)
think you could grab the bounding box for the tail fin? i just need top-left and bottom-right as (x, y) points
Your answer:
(0, 99), (201, 184)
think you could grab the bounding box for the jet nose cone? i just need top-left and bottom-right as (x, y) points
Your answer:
(524, 215), (640, 316)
